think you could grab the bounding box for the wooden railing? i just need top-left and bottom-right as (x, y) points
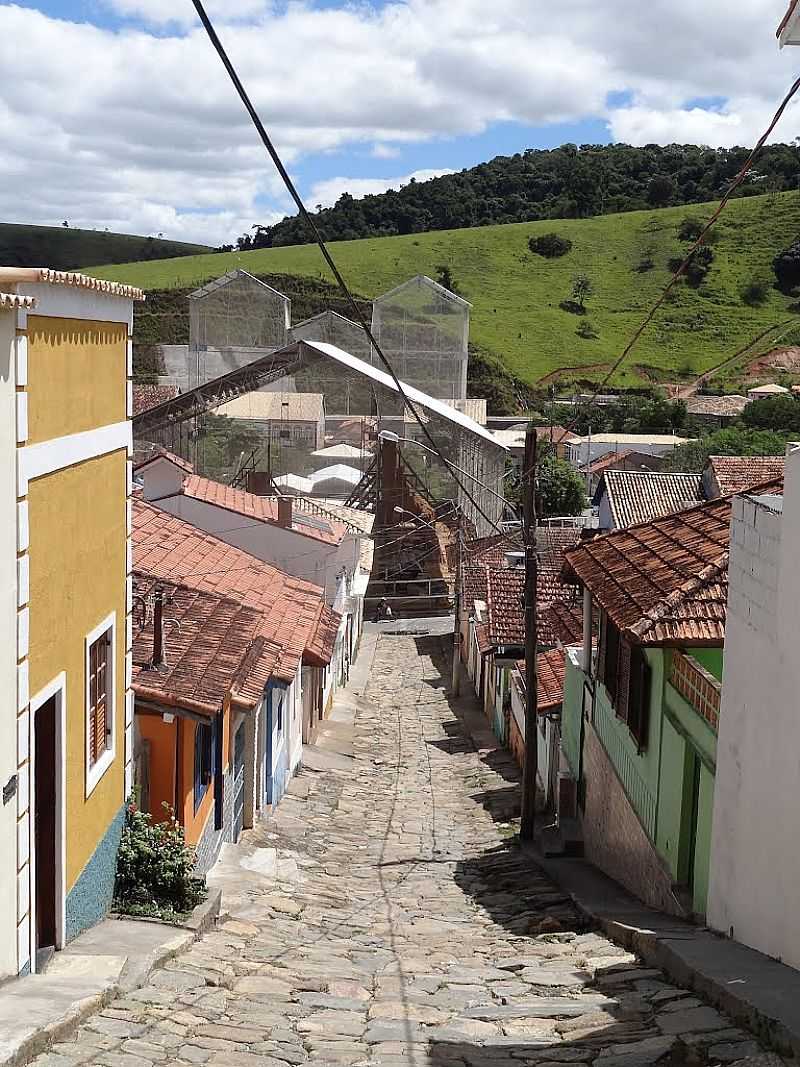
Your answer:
(669, 652), (721, 732)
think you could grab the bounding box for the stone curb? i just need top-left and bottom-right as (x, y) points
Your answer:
(3, 889), (222, 1067)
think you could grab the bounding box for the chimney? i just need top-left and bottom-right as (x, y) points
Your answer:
(278, 496), (293, 528)
(152, 587), (164, 668)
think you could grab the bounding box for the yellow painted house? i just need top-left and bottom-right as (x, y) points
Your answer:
(0, 268), (143, 977)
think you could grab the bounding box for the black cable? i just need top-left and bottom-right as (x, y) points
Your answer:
(190, 0), (504, 537)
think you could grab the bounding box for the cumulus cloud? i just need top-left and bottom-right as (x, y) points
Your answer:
(309, 169), (456, 209)
(0, 0), (798, 244)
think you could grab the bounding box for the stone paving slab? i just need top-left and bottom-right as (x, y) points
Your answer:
(24, 633), (784, 1067)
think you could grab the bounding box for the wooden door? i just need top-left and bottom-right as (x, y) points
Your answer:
(34, 697), (58, 956)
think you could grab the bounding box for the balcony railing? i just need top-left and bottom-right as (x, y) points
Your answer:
(669, 652), (721, 732)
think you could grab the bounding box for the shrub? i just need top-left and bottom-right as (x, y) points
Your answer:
(560, 299), (586, 316)
(529, 233), (572, 258)
(576, 320), (599, 340)
(114, 799), (205, 919)
(678, 216), (705, 242)
(773, 240), (800, 293)
(669, 245), (714, 287)
(741, 276), (771, 307)
(636, 251), (655, 273)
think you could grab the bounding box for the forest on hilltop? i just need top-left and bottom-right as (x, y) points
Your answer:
(234, 143), (800, 250)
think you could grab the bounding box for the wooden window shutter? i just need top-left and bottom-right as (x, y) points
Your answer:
(629, 647), (652, 750)
(597, 612), (608, 683)
(88, 632), (109, 767)
(604, 619), (621, 703)
(616, 639), (632, 723)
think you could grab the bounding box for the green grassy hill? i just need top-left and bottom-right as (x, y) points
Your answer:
(0, 222), (211, 272)
(89, 193), (800, 387)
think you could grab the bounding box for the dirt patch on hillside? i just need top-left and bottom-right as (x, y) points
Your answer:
(537, 361), (611, 387)
(746, 346), (800, 379)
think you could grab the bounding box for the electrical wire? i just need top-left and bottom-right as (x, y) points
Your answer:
(190, 0), (506, 539)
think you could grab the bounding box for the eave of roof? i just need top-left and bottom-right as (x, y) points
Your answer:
(0, 291), (37, 310)
(0, 267), (145, 301)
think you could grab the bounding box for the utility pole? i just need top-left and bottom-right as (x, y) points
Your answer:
(520, 428), (539, 843)
(451, 509), (463, 696)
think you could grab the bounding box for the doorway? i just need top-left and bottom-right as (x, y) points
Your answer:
(33, 694), (59, 968)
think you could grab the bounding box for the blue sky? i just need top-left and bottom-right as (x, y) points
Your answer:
(0, 0), (796, 244)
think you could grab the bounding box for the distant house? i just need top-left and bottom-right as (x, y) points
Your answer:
(309, 464), (364, 499)
(566, 433), (692, 467)
(560, 497), (739, 919)
(509, 650), (566, 807)
(746, 383), (790, 402)
(216, 392), (325, 450)
(685, 394), (749, 427)
(582, 449), (664, 496)
(702, 454), (786, 499)
(491, 425), (579, 463)
(595, 470), (703, 530)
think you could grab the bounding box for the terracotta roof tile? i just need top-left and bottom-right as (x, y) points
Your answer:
(0, 291), (37, 310)
(133, 499), (326, 681)
(183, 475), (348, 546)
(600, 471), (703, 528)
(563, 481), (782, 645)
(305, 603), (342, 667)
(133, 384), (180, 417)
(686, 394), (748, 418)
(134, 448), (194, 475)
(132, 579), (280, 714)
(707, 455), (786, 496)
(515, 649), (567, 711)
(0, 266), (145, 301)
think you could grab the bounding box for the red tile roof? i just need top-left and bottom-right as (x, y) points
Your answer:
(600, 471), (703, 528)
(133, 499), (327, 681)
(584, 449), (634, 476)
(562, 484), (781, 645)
(132, 385), (180, 417)
(707, 455), (786, 497)
(132, 579), (280, 715)
(133, 448), (194, 475)
(305, 603), (342, 668)
(541, 598), (585, 646)
(182, 475), (348, 546)
(515, 649), (566, 711)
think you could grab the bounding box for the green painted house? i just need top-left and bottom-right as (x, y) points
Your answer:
(559, 495), (732, 919)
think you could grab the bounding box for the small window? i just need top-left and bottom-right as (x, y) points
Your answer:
(88, 632), (111, 767)
(86, 613), (116, 797)
(194, 722), (215, 811)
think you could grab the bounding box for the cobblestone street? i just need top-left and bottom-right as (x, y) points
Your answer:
(34, 635), (772, 1067)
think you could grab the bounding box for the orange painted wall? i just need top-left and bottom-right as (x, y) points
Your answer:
(136, 714), (176, 822)
(180, 707), (231, 848)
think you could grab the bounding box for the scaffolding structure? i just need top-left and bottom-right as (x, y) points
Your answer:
(290, 310), (372, 414)
(371, 275), (470, 402)
(188, 269), (290, 390)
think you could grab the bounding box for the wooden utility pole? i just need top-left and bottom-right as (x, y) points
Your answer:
(520, 428), (539, 842)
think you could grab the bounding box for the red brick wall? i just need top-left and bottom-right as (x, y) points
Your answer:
(582, 723), (681, 915)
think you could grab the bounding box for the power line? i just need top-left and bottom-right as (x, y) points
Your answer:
(190, 0), (505, 539)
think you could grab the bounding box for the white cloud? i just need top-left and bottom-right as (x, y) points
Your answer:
(0, 0), (798, 244)
(309, 169), (456, 209)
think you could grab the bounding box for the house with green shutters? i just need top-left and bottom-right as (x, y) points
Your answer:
(558, 495), (735, 920)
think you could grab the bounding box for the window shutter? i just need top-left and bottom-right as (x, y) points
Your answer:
(616, 639), (632, 723)
(597, 612), (608, 683)
(605, 620), (620, 702)
(629, 647), (652, 750)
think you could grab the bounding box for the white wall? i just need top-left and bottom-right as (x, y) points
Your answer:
(158, 494), (336, 599)
(597, 489), (614, 531)
(708, 445), (800, 967)
(0, 313), (18, 978)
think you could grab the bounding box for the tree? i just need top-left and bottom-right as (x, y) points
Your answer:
(661, 428), (788, 473)
(648, 175), (675, 206)
(435, 264), (460, 295)
(571, 274), (593, 308)
(528, 233), (572, 258)
(773, 240), (800, 293)
(741, 394), (800, 433)
(538, 455), (586, 517)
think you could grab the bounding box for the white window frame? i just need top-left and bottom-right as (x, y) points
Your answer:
(85, 611), (116, 798)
